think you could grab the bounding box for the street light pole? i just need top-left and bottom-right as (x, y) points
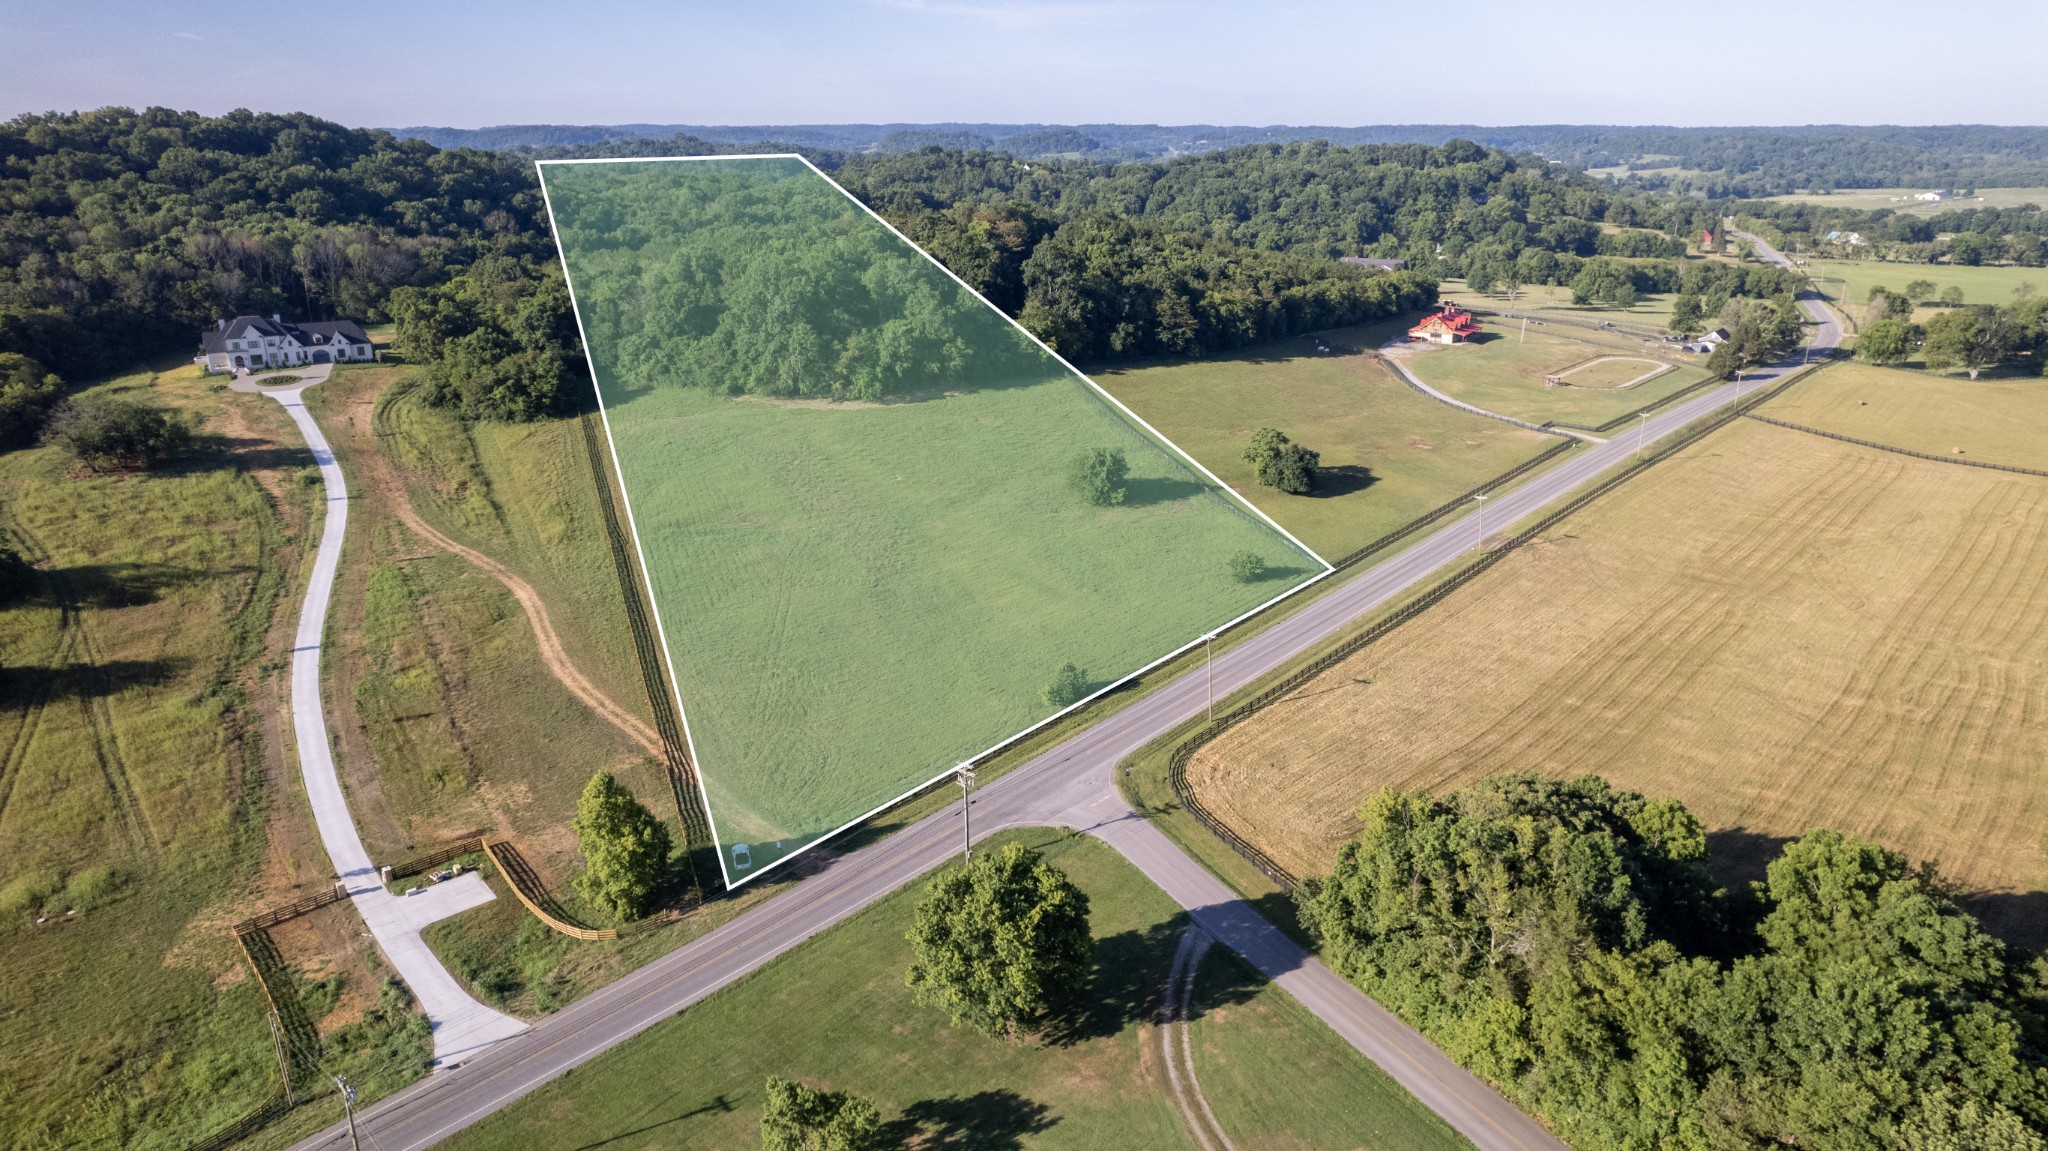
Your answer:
(955, 763), (975, 863)
(1471, 493), (1489, 553)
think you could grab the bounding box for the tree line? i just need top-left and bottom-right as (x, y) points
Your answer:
(1298, 772), (2048, 1151)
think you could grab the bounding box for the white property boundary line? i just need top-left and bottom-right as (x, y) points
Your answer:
(535, 154), (1336, 890)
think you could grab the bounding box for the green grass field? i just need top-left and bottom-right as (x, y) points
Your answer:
(1764, 187), (2048, 216)
(0, 365), (312, 1149)
(1803, 257), (2045, 327)
(1093, 326), (1560, 559)
(1757, 359), (2048, 470)
(1392, 324), (1711, 427)
(543, 158), (1320, 879)
(439, 829), (1470, 1151)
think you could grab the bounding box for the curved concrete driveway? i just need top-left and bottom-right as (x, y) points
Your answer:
(243, 373), (529, 1066)
(288, 254), (1836, 1149)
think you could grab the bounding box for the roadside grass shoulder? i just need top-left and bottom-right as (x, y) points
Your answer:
(1093, 325), (1558, 558)
(437, 829), (1472, 1151)
(0, 363), (317, 1150)
(1755, 359), (2048, 470)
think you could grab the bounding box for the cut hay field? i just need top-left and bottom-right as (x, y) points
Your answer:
(1756, 360), (2048, 470)
(1094, 324), (1561, 560)
(543, 157), (1322, 880)
(1187, 412), (2048, 946)
(1392, 323), (1711, 427)
(0, 365), (318, 1148)
(440, 829), (1471, 1151)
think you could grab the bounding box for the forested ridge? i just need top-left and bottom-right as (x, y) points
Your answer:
(1300, 774), (2048, 1151)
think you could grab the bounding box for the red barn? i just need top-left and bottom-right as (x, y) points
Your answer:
(1407, 304), (1482, 344)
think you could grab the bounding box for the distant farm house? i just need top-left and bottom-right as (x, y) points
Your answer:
(1408, 304), (1482, 345)
(197, 314), (376, 374)
(1340, 256), (1406, 271)
(1914, 191), (1948, 202)
(1682, 328), (1731, 354)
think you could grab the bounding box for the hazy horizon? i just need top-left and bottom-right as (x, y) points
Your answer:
(5, 0), (2045, 129)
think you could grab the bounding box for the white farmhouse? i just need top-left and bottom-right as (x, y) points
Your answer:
(196, 314), (376, 374)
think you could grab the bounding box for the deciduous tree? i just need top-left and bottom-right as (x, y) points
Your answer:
(1856, 319), (1914, 364)
(1067, 446), (1129, 506)
(41, 395), (191, 472)
(1242, 427), (1319, 494)
(906, 841), (1092, 1039)
(760, 1077), (880, 1151)
(572, 771), (672, 921)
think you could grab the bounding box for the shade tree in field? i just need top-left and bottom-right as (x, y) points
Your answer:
(1041, 662), (1090, 709)
(1242, 427), (1319, 495)
(760, 1076), (881, 1151)
(905, 841), (1092, 1039)
(1227, 551), (1268, 583)
(1668, 293), (1706, 337)
(1856, 319), (1914, 365)
(1066, 446), (1129, 506)
(1941, 285), (1967, 307)
(1904, 278), (1937, 302)
(1921, 307), (2021, 379)
(572, 771), (673, 921)
(42, 395), (191, 472)
(1296, 772), (2048, 1151)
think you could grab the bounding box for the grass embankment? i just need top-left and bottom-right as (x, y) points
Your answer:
(1185, 388), (2048, 947)
(1094, 324), (1558, 559)
(440, 829), (1470, 1151)
(1756, 359), (2048, 470)
(0, 364), (319, 1148)
(1391, 324), (1710, 428)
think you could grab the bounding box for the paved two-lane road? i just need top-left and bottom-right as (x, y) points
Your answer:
(291, 250), (1835, 1151)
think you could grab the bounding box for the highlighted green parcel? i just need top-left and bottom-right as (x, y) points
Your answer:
(538, 156), (1324, 883)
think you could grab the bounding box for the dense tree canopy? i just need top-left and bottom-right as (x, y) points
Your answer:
(1298, 773), (2048, 1151)
(906, 842), (1092, 1039)
(0, 107), (553, 380)
(0, 352), (60, 446)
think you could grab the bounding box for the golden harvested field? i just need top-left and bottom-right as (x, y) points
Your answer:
(1188, 417), (2048, 942)
(1757, 360), (2048, 471)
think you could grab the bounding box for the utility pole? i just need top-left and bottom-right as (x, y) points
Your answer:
(268, 1011), (294, 1105)
(1471, 493), (1489, 553)
(1519, 316), (1527, 343)
(335, 1075), (362, 1151)
(1637, 412), (1649, 460)
(954, 763), (975, 863)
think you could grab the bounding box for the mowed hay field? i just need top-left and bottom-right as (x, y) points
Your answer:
(1764, 187), (2048, 215)
(1757, 360), (2048, 470)
(1188, 414), (2048, 943)
(1095, 325), (1559, 559)
(1391, 322), (1710, 427)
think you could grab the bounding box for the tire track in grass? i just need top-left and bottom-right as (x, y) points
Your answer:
(1160, 925), (1235, 1151)
(359, 397), (663, 761)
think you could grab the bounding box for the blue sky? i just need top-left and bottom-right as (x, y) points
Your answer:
(4, 0), (2044, 128)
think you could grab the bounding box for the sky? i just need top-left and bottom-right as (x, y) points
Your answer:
(4, 0), (2045, 129)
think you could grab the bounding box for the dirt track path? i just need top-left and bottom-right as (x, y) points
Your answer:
(353, 397), (663, 760)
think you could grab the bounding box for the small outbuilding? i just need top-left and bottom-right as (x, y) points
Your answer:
(1407, 304), (1482, 345)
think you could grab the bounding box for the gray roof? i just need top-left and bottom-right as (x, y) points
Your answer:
(199, 315), (371, 354)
